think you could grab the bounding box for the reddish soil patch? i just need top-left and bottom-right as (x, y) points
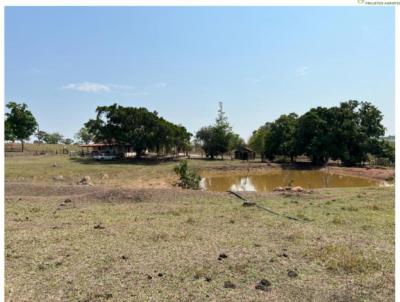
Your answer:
(328, 166), (394, 181)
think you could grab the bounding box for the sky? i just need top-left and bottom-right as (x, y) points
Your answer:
(5, 6), (395, 141)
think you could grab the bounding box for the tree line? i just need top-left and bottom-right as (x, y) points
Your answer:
(4, 100), (394, 165)
(5, 102), (77, 150)
(248, 100), (395, 166)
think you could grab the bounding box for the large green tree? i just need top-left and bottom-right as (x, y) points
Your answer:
(295, 100), (386, 165)
(295, 107), (334, 164)
(331, 101), (385, 166)
(264, 113), (298, 162)
(85, 104), (191, 158)
(5, 102), (38, 151)
(248, 123), (271, 161)
(195, 102), (241, 159)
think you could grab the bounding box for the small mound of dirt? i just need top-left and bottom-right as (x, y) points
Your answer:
(288, 269), (298, 278)
(77, 176), (93, 186)
(224, 281), (236, 289)
(94, 223), (105, 229)
(86, 188), (153, 203)
(255, 279), (271, 291)
(291, 186), (304, 192)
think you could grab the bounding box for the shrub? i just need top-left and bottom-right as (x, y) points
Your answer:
(174, 160), (201, 189)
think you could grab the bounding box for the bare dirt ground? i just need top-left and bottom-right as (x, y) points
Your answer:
(4, 155), (395, 301)
(328, 166), (394, 182)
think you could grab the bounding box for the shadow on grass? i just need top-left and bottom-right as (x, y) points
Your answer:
(69, 156), (181, 166)
(69, 156), (339, 170)
(279, 162), (326, 170)
(69, 156), (232, 166)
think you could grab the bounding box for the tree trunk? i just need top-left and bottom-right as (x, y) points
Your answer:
(21, 140), (24, 152)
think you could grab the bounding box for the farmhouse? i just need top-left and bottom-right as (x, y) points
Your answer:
(234, 146), (256, 160)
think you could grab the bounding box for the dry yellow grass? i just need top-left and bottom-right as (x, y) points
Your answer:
(4, 155), (395, 301)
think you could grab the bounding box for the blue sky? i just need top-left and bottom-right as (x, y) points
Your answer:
(5, 6), (395, 141)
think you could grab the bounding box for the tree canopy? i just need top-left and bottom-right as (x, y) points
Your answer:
(74, 126), (94, 144)
(5, 102), (38, 151)
(264, 113), (298, 162)
(85, 104), (192, 157)
(295, 101), (386, 165)
(248, 123), (271, 161)
(195, 102), (244, 159)
(43, 132), (64, 144)
(255, 100), (391, 166)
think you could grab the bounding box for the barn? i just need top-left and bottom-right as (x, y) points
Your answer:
(234, 146), (256, 160)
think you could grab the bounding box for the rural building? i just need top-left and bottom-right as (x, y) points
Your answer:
(79, 143), (135, 158)
(234, 146), (256, 160)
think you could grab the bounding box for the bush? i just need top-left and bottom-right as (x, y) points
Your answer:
(174, 160), (201, 189)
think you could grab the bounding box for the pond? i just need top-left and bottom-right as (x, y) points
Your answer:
(200, 170), (381, 192)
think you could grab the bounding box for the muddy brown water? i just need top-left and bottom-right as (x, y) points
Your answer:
(201, 170), (381, 192)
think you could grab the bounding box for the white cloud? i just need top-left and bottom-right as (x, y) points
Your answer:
(62, 82), (111, 93)
(295, 66), (309, 77)
(108, 83), (135, 90)
(28, 68), (42, 74)
(153, 82), (167, 88)
(244, 76), (264, 83)
(125, 91), (150, 96)
(62, 81), (163, 94)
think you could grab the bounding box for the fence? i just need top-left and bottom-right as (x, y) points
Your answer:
(5, 143), (23, 152)
(5, 143), (72, 155)
(367, 158), (394, 167)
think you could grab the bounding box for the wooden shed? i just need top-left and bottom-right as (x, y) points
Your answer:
(234, 146), (256, 160)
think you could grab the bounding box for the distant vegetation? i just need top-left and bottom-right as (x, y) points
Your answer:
(74, 126), (94, 144)
(195, 102), (244, 159)
(35, 130), (73, 145)
(5, 100), (394, 166)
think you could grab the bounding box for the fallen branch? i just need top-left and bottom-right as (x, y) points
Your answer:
(227, 190), (308, 222)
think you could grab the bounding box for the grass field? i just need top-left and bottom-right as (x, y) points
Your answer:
(5, 155), (395, 301)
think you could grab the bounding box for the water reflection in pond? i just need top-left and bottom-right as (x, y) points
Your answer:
(201, 170), (380, 192)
